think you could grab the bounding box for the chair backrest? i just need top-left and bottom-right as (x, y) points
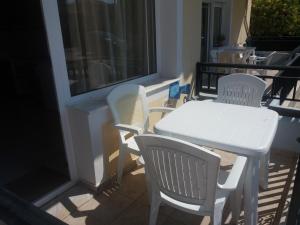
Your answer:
(107, 84), (149, 132)
(242, 50), (253, 64)
(265, 51), (277, 65)
(289, 45), (300, 61)
(135, 134), (221, 212)
(217, 73), (266, 107)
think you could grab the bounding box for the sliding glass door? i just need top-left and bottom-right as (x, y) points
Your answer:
(201, 1), (227, 62)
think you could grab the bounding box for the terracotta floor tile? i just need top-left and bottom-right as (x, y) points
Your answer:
(44, 201), (72, 221)
(116, 166), (147, 200)
(63, 213), (103, 225)
(63, 214), (88, 225)
(168, 208), (210, 225)
(213, 149), (237, 168)
(110, 202), (167, 225)
(44, 150), (298, 225)
(76, 191), (135, 224)
(136, 191), (175, 216)
(43, 184), (94, 220)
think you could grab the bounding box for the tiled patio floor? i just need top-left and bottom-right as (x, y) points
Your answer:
(43, 149), (298, 225)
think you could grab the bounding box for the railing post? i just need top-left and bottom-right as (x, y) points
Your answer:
(196, 62), (202, 96)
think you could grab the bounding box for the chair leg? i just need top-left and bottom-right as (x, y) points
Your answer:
(149, 196), (161, 225)
(259, 152), (270, 190)
(144, 169), (152, 201)
(117, 149), (126, 184)
(231, 159), (247, 224)
(230, 189), (242, 223)
(212, 200), (226, 225)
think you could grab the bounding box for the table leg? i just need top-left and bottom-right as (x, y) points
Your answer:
(244, 157), (260, 225)
(259, 151), (270, 190)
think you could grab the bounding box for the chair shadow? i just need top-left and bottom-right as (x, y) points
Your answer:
(43, 149), (298, 225)
(232, 150), (297, 225)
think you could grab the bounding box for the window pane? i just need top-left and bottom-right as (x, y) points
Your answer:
(58, 0), (157, 96)
(213, 7), (223, 47)
(201, 3), (210, 62)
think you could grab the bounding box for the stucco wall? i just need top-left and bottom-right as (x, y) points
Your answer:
(230, 0), (252, 45)
(158, 0), (201, 85)
(157, 0), (182, 77)
(182, 0), (202, 84)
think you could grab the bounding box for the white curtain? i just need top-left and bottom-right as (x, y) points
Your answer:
(59, 0), (156, 95)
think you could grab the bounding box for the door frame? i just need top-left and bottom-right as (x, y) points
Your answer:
(40, 0), (78, 183)
(201, 0), (231, 60)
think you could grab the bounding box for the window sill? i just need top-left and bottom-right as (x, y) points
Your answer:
(67, 76), (181, 114)
(144, 76), (181, 96)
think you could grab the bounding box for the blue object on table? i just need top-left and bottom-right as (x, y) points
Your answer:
(179, 84), (191, 95)
(169, 81), (180, 99)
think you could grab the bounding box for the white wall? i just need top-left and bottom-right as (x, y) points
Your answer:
(157, 0), (202, 81)
(156, 0), (183, 78)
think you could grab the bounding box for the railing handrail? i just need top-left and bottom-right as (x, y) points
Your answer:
(195, 61), (300, 104)
(198, 62), (300, 71)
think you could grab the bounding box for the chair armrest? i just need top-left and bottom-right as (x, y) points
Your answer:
(255, 56), (267, 62)
(115, 124), (143, 135)
(217, 156), (247, 191)
(202, 99), (214, 102)
(149, 107), (175, 113)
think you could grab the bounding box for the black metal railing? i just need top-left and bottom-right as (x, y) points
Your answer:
(196, 62), (300, 104)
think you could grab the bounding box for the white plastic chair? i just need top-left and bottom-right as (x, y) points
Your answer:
(135, 134), (247, 225)
(210, 49), (219, 63)
(250, 51), (277, 65)
(249, 51), (277, 75)
(216, 74), (269, 189)
(216, 73), (266, 107)
(107, 84), (174, 184)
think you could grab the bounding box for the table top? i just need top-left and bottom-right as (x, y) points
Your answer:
(154, 101), (279, 157)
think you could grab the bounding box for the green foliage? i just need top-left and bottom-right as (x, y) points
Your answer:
(250, 0), (300, 37)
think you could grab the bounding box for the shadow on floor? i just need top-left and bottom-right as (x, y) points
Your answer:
(44, 150), (298, 225)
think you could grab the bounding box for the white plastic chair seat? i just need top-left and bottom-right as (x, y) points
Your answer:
(124, 136), (146, 166)
(125, 128), (156, 155)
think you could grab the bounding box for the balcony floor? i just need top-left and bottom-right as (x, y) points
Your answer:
(43, 149), (298, 225)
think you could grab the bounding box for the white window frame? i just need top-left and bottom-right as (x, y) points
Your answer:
(40, 0), (161, 184)
(202, 0), (231, 50)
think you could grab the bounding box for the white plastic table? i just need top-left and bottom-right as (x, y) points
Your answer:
(154, 100), (279, 225)
(211, 46), (256, 64)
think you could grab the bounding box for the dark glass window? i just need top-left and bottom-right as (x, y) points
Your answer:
(213, 7), (223, 47)
(58, 0), (157, 96)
